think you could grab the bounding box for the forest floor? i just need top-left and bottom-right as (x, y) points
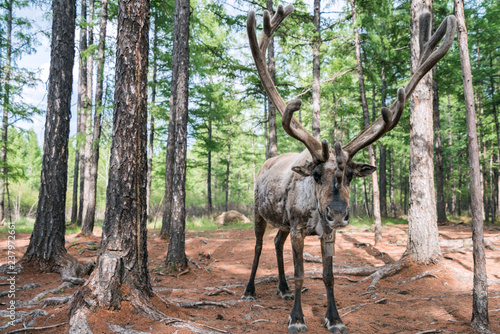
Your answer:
(1, 222), (500, 334)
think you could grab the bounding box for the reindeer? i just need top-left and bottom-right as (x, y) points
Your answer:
(241, 4), (456, 334)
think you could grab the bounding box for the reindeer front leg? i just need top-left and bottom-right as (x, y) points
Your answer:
(321, 234), (348, 334)
(288, 228), (307, 333)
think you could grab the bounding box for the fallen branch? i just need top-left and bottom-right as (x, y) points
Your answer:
(205, 288), (235, 296)
(170, 299), (230, 309)
(6, 322), (67, 334)
(342, 234), (395, 264)
(414, 330), (449, 334)
(397, 270), (440, 285)
(188, 257), (202, 269)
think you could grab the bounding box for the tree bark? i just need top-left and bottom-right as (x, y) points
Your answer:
(225, 123), (232, 212)
(72, 0), (88, 226)
(379, 68), (388, 218)
(81, 0), (95, 235)
(69, 0), (155, 328)
(0, 0), (13, 224)
(147, 15), (158, 221)
(350, 0), (382, 244)
(267, 0), (277, 158)
(447, 94), (456, 216)
(166, 0), (190, 270)
(454, 0), (489, 330)
(22, 0), (79, 275)
(207, 116), (212, 211)
(407, 0), (441, 264)
(379, 145), (387, 217)
(489, 53), (500, 222)
(81, 0), (108, 235)
(312, 0), (321, 140)
(433, 69), (447, 223)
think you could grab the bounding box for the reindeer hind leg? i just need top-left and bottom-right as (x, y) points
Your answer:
(242, 212), (267, 300)
(275, 229), (293, 300)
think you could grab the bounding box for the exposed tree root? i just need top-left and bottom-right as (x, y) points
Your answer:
(5, 322), (67, 334)
(0, 283), (40, 298)
(67, 241), (98, 250)
(0, 309), (47, 332)
(62, 277), (87, 285)
(16, 253), (95, 280)
(70, 283), (229, 334)
(20, 282), (73, 307)
(397, 270), (440, 285)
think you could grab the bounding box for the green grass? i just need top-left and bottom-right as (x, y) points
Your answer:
(0, 216), (35, 234)
(0, 216), (82, 236)
(147, 215), (254, 231)
(349, 216), (408, 227)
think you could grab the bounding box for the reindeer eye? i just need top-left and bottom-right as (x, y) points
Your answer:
(312, 171), (322, 184)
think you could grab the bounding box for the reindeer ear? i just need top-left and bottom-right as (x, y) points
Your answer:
(352, 162), (377, 177)
(292, 160), (316, 177)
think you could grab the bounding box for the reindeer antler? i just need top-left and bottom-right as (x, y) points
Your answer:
(247, 6), (330, 164)
(343, 13), (457, 159)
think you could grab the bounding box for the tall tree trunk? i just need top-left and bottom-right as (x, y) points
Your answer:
(312, 0), (321, 140)
(458, 164), (463, 216)
(160, 8), (181, 239)
(72, 0), (88, 225)
(379, 145), (387, 217)
(433, 69), (447, 223)
(447, 94), (456, 216)
(166, 0), (190, 270)
(389, 149), (395, 217)
(490, 53), (500, 222)
(0, 0), (13, 224)
(489, 53), (500, 223)
(350, 0), (382, 244)
(81, 0), (95, 235)
(81, 0), (108, 235)
(225, 123), (232, 212)
(21, 0), (79, 275)
(455, 0), (489, 329)
(69, 0), (154, 328)
(379, 68), (388, 218)
(207, 116), (212, 211)
(267, 0), (277, 158)
(77, 0), (89, 226)
(407, 0), (441, 264)
(147, 15), (158, 221)
(264, 98), (268, 158)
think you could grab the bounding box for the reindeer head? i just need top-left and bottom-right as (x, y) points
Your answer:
(247, 5), (456, 230)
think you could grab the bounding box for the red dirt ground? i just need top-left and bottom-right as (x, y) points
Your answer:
(1, 223), (499, 334)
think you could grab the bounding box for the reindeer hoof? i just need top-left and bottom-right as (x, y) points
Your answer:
(277, 289), (294, 300)
(288, 315), (307, 333)
(324, 319), (348, 334)
(241, 294), (255, 301)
